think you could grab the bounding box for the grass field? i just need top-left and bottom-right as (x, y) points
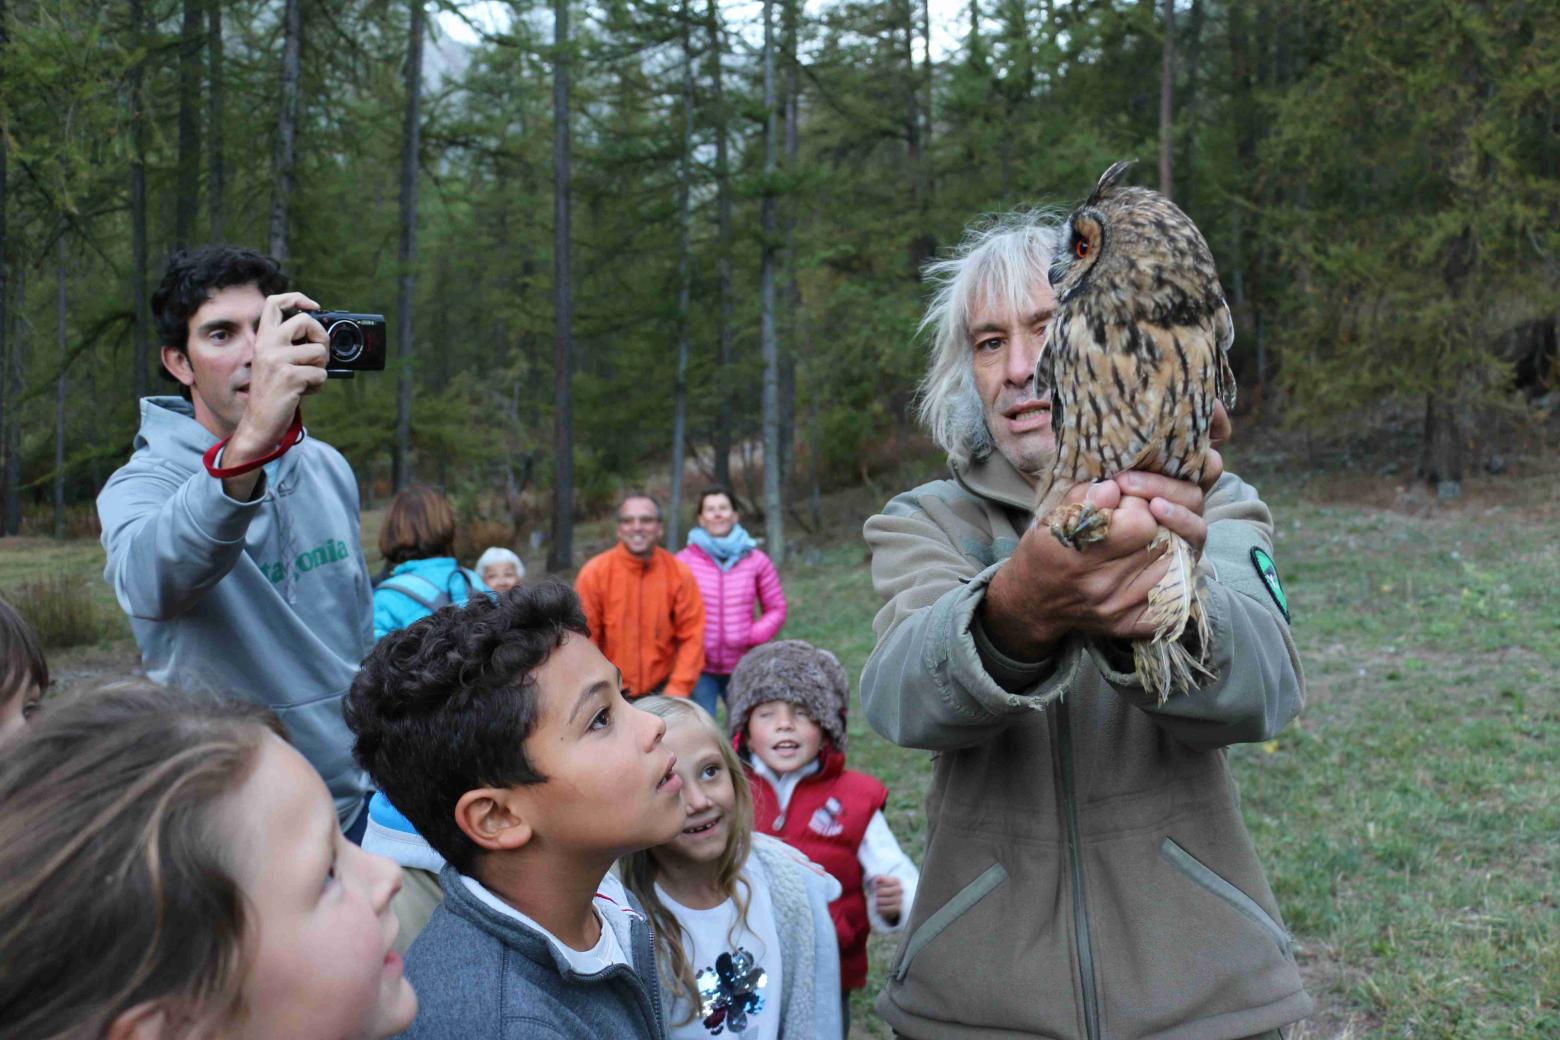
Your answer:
(4, 447), (1555, 1039)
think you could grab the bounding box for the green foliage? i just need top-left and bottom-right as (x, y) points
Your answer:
(0, 0), (1554, 536)
(1261, 1), (1560, 451)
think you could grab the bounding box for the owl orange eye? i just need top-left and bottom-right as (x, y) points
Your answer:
(1075, 238), (1090, 258)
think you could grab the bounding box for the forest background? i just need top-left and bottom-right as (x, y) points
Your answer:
(0, 3), (1557, 1036)
(0, 0), (1555, 560)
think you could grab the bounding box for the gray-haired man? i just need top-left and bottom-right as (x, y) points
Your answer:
(861, 211), (1311, 1040)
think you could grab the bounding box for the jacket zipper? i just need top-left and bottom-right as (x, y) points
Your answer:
(1054, 699), (1101, 1040)
(638, 917), (665, 1036)
(717, 563), (727, 665)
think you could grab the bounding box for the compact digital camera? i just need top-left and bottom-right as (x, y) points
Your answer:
(306, 311), (387, 378)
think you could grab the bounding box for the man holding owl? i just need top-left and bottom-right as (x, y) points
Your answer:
(860, 195), (1311, 1039)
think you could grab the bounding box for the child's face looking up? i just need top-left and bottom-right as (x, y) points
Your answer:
(517, 633), (687, 858)
(747, 699), (824, 776)
(226, 735), (418, 1040)
(655, 722), (738, 868)
(0, 680), (42, 741)
(482, 562), (520, 594)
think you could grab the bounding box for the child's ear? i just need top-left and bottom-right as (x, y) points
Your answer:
(455, 788), (534, 853)
(106, 1002), (170, 1040)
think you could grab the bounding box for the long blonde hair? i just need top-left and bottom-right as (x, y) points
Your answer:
(619, 697), (755, 1024)
(0, 680), (283, 1039)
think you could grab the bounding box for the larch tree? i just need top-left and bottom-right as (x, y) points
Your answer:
(760, 0), (783, 564)
(393, 0), (425, 491)
(548, 0), (574, 572)
(268, 0), (301, 264)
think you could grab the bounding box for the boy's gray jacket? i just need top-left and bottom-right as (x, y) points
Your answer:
(748, 833), (844, 1039)
(861, 450), (1313, 1040)
(97, 397), (372, 824)
(399, 867), (668, 1040)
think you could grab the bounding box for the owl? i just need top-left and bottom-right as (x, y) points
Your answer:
(1036, 160), (1237, 702)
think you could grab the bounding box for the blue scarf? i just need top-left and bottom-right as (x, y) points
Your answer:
(688, 523), (757, 572)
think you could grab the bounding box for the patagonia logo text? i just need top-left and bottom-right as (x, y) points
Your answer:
(261, 538), (355, 584)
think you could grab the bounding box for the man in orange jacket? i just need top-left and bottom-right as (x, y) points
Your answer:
(575, 492), (706, 698)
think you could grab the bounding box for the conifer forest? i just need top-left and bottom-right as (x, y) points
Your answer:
(0, 0), (1554, 565)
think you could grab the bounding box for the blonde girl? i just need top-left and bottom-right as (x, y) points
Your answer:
(619, 696), (841, 1040)
(0, 681), (417, 1040)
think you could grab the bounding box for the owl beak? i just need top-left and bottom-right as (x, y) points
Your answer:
(1048, 257), (1070, 291)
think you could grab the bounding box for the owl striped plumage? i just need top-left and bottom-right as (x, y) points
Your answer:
(1036, 160), (1237, 702)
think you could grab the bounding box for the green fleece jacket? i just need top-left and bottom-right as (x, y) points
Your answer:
(860, 450), (1312, 1040)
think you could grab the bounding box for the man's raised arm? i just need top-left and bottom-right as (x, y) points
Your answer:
(98, 446), (268, 622)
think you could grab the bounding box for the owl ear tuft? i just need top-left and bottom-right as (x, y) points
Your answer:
(1089, 160), (1136, 205)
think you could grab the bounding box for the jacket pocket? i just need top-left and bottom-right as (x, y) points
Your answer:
(1160, 837), (1292, 952)
(891, 862), (1007, 981)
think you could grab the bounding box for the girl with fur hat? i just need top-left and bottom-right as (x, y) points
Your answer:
(620, 696), (843, 1040)
(727, 640), (920, 1035)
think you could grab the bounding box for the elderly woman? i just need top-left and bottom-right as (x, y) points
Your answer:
(373, 484), (487, 640)
(674, 486), (787, 718)
(475, 546), (525, 595)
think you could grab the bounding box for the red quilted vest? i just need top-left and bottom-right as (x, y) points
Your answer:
(741, 742), (888, 990)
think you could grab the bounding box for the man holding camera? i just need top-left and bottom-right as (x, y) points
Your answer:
(97, 246), (375, 836)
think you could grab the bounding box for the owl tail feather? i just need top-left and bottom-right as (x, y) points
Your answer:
(1133, 528), (1215, 704)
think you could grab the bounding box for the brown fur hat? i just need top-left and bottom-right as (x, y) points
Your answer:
(727, 639), (849, 753)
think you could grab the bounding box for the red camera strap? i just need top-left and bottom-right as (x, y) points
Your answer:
(202, 409), (306, 479)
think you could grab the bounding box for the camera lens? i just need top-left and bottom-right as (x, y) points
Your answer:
(325, 320), (365, 364)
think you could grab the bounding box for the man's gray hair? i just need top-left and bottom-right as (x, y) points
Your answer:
(916, 208), (1066, 466)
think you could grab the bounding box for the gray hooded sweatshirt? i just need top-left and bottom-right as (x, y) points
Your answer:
(97, 396), (373, 824)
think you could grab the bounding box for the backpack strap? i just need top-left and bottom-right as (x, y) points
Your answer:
(376, 574), (442, 612)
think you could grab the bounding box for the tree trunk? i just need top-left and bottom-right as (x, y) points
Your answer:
(1158, 0), (1175, 197)
(0, 0), (7, 515)
(1175, 0), (1203, 210)
(667, 0), (694, 550)
(175, 0), (203, 250)
(393, 0), (424, 491)
(4, 266), (24, 535)
(54, 238), (67, 539)
(902, 0), (933, 276)
(779, 0), (800, 489)
(921, 0), (934, 173)
(707, 0), (733, 490)
(807, 379), (822, 532)
(760, 0), (784, 565)
(130, 0), (151, 405)
(547, 0), (574, 572)
(1420, 393), (1463, 497)
(207, 0), (225, 240)
(268, 0), (301, 265)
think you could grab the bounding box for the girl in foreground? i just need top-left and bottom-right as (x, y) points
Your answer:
(620, 697), (841, 1040)
(0, 681), (417, 1040)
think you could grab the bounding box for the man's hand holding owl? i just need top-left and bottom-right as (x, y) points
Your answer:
(978, 405), (1230, 662)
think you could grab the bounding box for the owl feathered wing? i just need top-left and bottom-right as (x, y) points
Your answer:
(1038, 301), (1225, 700)
(1037, 301), (1229, 515)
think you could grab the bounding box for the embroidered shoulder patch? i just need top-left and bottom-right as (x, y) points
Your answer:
(1249, 547), (1290, 623)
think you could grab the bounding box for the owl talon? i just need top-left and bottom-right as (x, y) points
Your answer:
(1047, 501), (1112, 550)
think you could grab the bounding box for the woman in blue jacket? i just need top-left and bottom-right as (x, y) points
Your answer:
(373, 485), (487, 640)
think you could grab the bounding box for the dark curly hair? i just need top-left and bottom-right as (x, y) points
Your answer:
(152, 245), (288, 356)
(345, 582), (590, 875)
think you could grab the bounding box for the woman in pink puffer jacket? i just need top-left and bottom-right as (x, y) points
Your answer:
(676, 487), (787, 718)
